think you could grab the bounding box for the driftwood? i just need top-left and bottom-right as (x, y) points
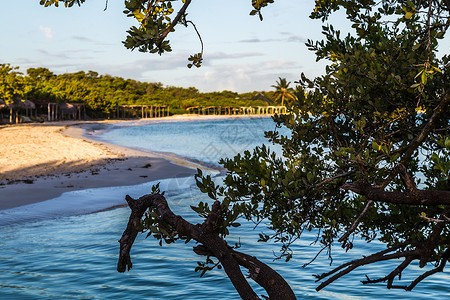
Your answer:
(117, 193), (296, 300)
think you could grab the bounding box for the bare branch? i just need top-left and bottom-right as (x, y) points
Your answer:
(362, 257), (414, 286)
(315, 243), (420, 291)
(186, 20), (204, 55)
(402, 249), (450, 291)
(420, 215), (450, 223)
(342, 182), (450, 206)
(338, 200), (373, 243)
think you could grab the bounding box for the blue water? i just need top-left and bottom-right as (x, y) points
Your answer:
(1, 117), (449, 299)
(97, 116), (281, 167)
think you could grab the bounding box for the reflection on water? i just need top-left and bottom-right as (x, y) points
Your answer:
(1, 117), (449, 299)
(97, 116), (281, 167)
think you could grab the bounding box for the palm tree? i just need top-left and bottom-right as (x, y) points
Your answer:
(271, 77), (297, 107)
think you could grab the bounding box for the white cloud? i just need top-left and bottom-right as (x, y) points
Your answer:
(39, 25), (53, 40)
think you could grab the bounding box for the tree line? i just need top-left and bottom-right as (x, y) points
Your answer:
(0, 64), (277, 117)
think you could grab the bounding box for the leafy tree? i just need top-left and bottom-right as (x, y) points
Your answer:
(26, 67), (54, 81)
(42, 0), (450, 298)
(219, 0), (449, 293)
(270, 77), (297, 106)
(0, 64), (24, 104)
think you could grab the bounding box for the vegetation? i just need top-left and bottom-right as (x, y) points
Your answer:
(42, 0), (449, 298)
(270, 77), (297, 107)
(0, 65), (271, 117)
(0, 64), (25, 104)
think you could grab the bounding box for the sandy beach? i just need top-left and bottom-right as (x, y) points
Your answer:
(0, 114), (270, 211)
(0, 114), (263, 210)
(0, 118), (204, 210)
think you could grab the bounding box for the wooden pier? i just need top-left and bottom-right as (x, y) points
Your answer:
(186, 106), (287, 115)
(115, 105), (169, 119)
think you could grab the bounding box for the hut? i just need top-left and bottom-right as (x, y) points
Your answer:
(7, 98), (36, 123)
(47, 102), (86, 121)
(251, 93), (273, 104)
(22, 100), (37, 119)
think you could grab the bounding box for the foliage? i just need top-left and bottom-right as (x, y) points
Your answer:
(0, 67), (270, 115)
(0, 64), (25, 104)
(123, 0), (449, 294)
(208, 0), (450, 291)
(270, 77), (297, 106)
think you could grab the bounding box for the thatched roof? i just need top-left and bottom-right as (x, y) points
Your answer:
(8, 99), (36, 109)
(251, 93), (273, 103)
(23, 99), (36, 109)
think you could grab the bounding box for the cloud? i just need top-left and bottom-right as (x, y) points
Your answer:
(160, 59), (303, 93)
(287, 35), (307, 43)
(239, 33), (306, 44)
(207, 51), (264, 60)
(71, 35), (115, 47)
(39, 25), (54, 40)
(72, 35), (94, 42)
(239, 38), (264, 43)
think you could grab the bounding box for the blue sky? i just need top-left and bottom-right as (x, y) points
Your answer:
(1, 1), (329, 93)
(1, 1), (448, 93)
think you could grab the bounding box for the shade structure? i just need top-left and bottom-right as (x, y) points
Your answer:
(22, 99), (36, 109)
(7, 98), (36, 109)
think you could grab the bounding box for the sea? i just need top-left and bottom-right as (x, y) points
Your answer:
(0, 116), (448, 299)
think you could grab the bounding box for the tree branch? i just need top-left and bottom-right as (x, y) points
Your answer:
(194, 244), (297, 300)
(338, 200), (373, 243)
(362, 256), (414, 287)
(379, 91), (450, 189)
(315, 242), (419, 291)
(156, 0), (192, 48)
(401, 248), (450, 291)
(317, 220), (450, 291)
(118, 193), (296, 299)
(342, 181), (450, 206)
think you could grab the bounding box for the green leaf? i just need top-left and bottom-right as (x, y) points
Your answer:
(404, 11), (413, 19)
(431, 153), (440, 163)
(372, 141), (380, 151)
(445, 138), (450, 150)
(412, 43), (421, 50)
(421, 71), (427, 85)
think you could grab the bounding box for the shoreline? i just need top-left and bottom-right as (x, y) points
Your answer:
(0, 114), (263, 210)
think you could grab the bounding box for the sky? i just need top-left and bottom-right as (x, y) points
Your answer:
(0, 1), (448, 93)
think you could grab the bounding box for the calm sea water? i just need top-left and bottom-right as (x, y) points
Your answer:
(1, 117), (448, 299)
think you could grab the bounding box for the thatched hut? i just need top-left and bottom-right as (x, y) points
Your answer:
(251, 93), (273, 104)
(7, 98), (37, 123)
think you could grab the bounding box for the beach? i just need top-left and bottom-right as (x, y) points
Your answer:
(0, 114), (263, 210)
(0, 118), (201, 210)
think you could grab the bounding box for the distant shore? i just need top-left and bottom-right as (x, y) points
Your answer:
(0, 114), (268, 210)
